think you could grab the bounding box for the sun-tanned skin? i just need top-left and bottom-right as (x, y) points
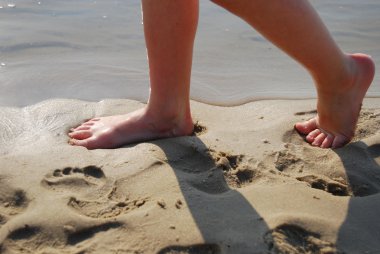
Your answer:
(69, 0), (375, 150)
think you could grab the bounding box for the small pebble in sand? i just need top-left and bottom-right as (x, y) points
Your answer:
(169, 225), (176, 229)
(3, 202), (10, 207)
(262, 139), (270, 144)
(259, 116), (264, 119)
(313, 196), (320, 200)
(157, 199), (166, 209)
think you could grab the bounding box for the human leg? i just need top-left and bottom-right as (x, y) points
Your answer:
(211, 0), (375, 148)
(69, 0), (199, 149)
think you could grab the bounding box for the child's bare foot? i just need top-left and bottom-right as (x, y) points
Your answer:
(295, 53), (375, 148)
(68, 107), (194, 149)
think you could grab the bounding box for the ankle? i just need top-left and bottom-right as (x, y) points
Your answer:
(314, 54), (355, 96)
(144, 103), (193, 135)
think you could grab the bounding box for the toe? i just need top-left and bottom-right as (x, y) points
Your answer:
(306, 129), (321, 143)
(68, 130), (92, 140)
(83, 122), (95, 126)
(320, 134), (334, 148)
(332, 135), (350, 149)
(69, 137), (98, 149)
(312, 133), (326, 147)
(71, 126), (91, 132)
(295, 118), (318, 135)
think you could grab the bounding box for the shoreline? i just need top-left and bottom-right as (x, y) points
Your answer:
(1, 0), (379, 108)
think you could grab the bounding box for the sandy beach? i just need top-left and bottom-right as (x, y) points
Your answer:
(0, 98), (379, 253)
(1, 1), (380, 253)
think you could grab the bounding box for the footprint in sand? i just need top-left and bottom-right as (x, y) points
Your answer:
(0, 177), (31, 251)
(264, 224), (340, 254)
(268, 146), (362, 197)
(67, 195), (148, 219)
(42, 166), (148, 219)
(212, 150), (259, 189)
(0, 177), (29, 227)
(296, 175), (350, 196)
(41, 166), (107, 194)
(1, 169), (124, 252)
(163, 139), (259, 193)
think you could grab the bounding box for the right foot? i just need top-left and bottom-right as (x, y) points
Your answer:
(295, 53), (375, 148)
(68, 107), (194, 149)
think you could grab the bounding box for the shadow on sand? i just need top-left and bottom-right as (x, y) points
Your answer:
(150, 135), (270, 254)
(335, 142), (380, 253)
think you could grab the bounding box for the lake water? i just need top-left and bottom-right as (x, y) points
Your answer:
(0, 0), (379, 107)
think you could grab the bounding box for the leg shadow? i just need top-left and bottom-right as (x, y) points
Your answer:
(149, 135), (270, 254)
(334, 141), (380, 253)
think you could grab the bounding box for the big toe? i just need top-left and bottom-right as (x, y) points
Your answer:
(295, 118), (318, 135)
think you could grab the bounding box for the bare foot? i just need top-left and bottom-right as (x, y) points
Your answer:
(68, 107), (194, 149)
(295, 53), (375, 148)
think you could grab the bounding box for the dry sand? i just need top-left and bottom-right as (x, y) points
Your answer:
(0, 98), (379, 254)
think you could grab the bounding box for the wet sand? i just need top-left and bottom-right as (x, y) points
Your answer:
(0, 98), (379, 253)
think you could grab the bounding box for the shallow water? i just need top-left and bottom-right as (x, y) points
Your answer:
(0, 0), (379, 107)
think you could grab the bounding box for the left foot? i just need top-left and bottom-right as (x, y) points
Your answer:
(68, 107), (194, 149)
(295, 53), (375, 148)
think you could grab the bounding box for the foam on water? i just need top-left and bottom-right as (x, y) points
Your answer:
(0, 0), (379, 107)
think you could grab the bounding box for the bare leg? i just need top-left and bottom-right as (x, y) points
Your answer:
(212, 0), (375, 148)
(69, 0), (198, 149)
